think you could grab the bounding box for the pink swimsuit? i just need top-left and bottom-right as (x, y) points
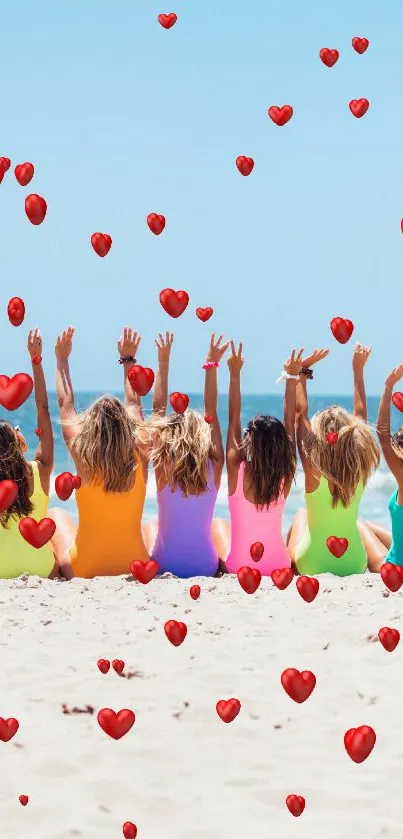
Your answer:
(226, 461), (291, 576)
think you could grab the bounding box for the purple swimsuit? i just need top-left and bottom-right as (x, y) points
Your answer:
(152, 460), (219, 577)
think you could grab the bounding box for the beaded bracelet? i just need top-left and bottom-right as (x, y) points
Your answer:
(118, 356), (136, 365)
(203, 361), (219, 370)
(300, 367), (313, 379)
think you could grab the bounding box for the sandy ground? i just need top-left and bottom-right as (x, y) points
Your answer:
(0, 571), (402, 839)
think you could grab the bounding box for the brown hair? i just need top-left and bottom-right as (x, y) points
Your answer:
(305, 406), (380, 507)
(148, 410), (211, 496)
(0, 421), (33, 525)
(240, 415), (296, 509)
(391, 427), (403, 457)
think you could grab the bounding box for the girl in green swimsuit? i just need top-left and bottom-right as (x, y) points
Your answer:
(287, 344), (383, 575)
(374, 361), (403, 566)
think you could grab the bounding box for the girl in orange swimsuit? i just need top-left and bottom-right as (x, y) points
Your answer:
(49, 326), (154, 578)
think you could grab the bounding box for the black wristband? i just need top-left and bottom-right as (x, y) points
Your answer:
(300, 367), (313, 379)
(118, 356), (136, 365)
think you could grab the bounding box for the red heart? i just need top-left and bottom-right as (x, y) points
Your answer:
(196, 307), (213, 322)
(380, 562), (403, 592)
(19, 795), (29, 806)
(319, 48), (339, 67)
(97, 659), (110, 674)
(271, 567), (294, 590)
(237, 566), (262, 594)
(0, 717), (19, 741)
(91, 232), (112, 257)
(15, 162), (34, 186)
(352, 37), (369, 54)
(0, 157), (11, 172)
(0, 373), (33, 410)
(344, 725), (376, 763)
(128, 365), (155, 396)
(268, 105), (293, 126)
(170, 392), (189, 414)
(286, 795), (305, 817)
(164, 620), (187, 646)
(204, 415), (213, 424)
(55, 472), (75, 501)
(7, 296), (25, 327)
(160, 288), (189, 318)
(130, 559), (159, 583)
(147, 213), (166, 235)
(112, 659), (125, 674)
(35, 428), (43, 437)
(392, 392), (403, 413)
(123, 822), (137, 839)
(0, 479), (18, 514)
(236, 156), (254, 176)
(18, 517), (56, 548)
(158, 13), (177, 29)
(72, 475), (81, 490)
(326, 431), (338, 445)
(349, 98), (369, 118)
(97, 708), (135, 740)
(190, 584), (200, 600)
(216, 698), (241, 723)
(250, 542), (264, 561)
(281, 668), (316, 703)
(326, 536), (349, 558)
(330, 317), (354, 344)
(296, 576), (319, 603)
(31, 355), (42, 366)
(25, 193), (47, 225)
(378, 627), (400, 652)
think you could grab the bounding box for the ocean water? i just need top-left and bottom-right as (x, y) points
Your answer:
(8, 392), (400, 531)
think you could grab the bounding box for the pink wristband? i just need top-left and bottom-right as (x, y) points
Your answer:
(203, 361), (219, 370)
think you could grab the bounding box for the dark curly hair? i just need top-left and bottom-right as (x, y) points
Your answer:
(0, 420), (32, 525)
(239, 415), (296, 509)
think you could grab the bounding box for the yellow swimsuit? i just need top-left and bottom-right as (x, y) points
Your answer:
(0, 461), (54, 579)
(69, 459), (150, 578)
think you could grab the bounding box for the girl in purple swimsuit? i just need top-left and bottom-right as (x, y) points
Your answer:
(144, 332), (230, 577)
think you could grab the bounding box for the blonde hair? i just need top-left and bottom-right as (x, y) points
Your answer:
(304, 406), (380, 508)
(148, 410), (211, 496)
(69, 396), (140, 492)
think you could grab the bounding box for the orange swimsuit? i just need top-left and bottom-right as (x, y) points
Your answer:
(69, 461), (150, 578)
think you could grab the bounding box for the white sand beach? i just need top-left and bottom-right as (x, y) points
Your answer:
(1, 572), (402, 839)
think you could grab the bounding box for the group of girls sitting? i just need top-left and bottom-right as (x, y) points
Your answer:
(0, 326), (402, 580)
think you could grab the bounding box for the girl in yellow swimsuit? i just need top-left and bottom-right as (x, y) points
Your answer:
(49, 326), (161, 579)
(0, 329), (58, 579)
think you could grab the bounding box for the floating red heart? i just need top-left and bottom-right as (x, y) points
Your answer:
(158, 12), (177, 29)
(319, 48), (339, 67)
(97, 708), (135, 740)
(170, 392), (189, 414)
(380, 562), (403, 592)
(0, 479), (18, 514)
(352, 37), (369, 54)
(55, 472), (80, 501)
(296, 576), (319, 603)
(286, 795), (305, 817)
(330, 317), (354, 344)
(147, 213), (165, 235)
(196, 307), (213, 322)
(237, 565), (261, 594)
(128, 365), (155, 396)
(19, 517), (56, 548)
(164, 620), (187, 646)
(35, 428), (43, 437)
(326, 536), (349, 558)
(326, 431), (338, 445)
(15, 162), (34, 186)
(0, 373), (33, 411)
(25, 194), (47, 225)
(236, 156), (254, 176)
(271, 567), (294, 589)
(392, 392), (403, 413)
(378, 627), (400, 652)
(130, 559), (159, 583)
(0, 717), (19, 742)
(19, 795), (29, 806)
(216, 698), (241, 723)
(349, 98), (369, 118)
(31, 355), (42, 366)
(91, 232), (112, 257)
(204, 415), (213, 424)
(250, 542), (264, 561)
(190, 584), (201, 600)
(268, 105), (293, 126)
(7, 297), (25, 327)
(97, 659), (110, 674)
(0, 157), (11, 172)
(160, 288), (189, 318)
(123, 823), (138, 839)
(112, 659), (125, 674)
(344, 725), (376, 763)
(281, 668), (316, 703)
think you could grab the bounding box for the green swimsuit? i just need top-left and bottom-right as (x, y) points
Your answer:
(295, 476), (367, 576)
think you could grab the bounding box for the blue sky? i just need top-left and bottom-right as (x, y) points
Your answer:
(0, 0), (401, 394)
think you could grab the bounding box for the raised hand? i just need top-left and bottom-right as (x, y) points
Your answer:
(385, 363), (403, 390)
(55, 327), (75, 361)
(301, 348), (329, 368)
(118, 327), (141, 359)
(28, 328), (43, 359)
(284, 348), (304, 376)
(227, 341), (244, 374)
(207, 334), (231, 364)
(155, 331), (174, 365)
(352, 342), (372, 374)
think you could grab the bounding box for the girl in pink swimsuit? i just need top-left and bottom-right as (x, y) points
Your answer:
(224, 343), (305, 576)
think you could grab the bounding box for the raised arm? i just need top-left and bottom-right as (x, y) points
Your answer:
(226, 341), (244, 465)
(28, 329), (53, 492)
(204, 334), (230, 465)
(152, 332), (174, 415)
(352, 343), (371, 421)
(282, 348), (304, 453)
(117, 328), (143, 421)
(376, 363), (403, 483)
(295, 349), (329, 481)
(55, 327), (77, 446)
